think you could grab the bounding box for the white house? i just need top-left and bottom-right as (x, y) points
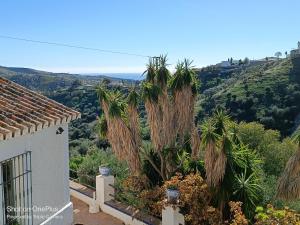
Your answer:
(290, 41), (300, 58)
(0, 77), (80, 225)
(218, 61), (231, 68)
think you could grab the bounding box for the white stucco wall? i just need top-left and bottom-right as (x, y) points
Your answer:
(0, 123), (72, 225)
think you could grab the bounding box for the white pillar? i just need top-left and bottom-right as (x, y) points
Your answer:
(89, 192), (100, 214)
(162, 206), (185, 225)
(96, 175), (115, 206)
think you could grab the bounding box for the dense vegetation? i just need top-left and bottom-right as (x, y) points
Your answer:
(71, 56), (299, 224)
(198, 58), (300, 136)
(3, 56), (300, 224)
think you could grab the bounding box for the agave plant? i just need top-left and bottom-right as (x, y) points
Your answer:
(232, 169), (262, 218)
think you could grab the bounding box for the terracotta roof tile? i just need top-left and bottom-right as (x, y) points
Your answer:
(0, 76), (81, 141)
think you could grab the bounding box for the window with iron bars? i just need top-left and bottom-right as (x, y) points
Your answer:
(0, 152), (33, 225)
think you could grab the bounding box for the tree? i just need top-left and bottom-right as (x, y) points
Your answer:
(274, 51), (282, 59)
(98, 56), (200, 180)
(202, 110), (229, 187)
(202, 111), (262, 218)
(96, 86), (142, 175)
(243, 57), (250, 65)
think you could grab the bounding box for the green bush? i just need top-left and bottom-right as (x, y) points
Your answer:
(76, 146), (129, 187)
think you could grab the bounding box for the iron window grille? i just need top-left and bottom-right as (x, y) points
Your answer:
(0, 151), (33, 225)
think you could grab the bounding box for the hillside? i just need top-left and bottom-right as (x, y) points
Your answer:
(197, 58), (300, 136)
(0, 65), (137, 92)
(2, 58), (300, 146)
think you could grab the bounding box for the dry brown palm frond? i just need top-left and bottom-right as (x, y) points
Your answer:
(174, 86), (196, 141)
(128, 105), (141, 147)
(158, 88), (177, 147)
(99, 96), (142, 175)
(145, 100), (164, 151)
(114, 117), (142, 174)
(277, 149), (300, 200)
(212, 149), (227, 186)
(204, 141), (218, 187)
(191, 125), (201, 160)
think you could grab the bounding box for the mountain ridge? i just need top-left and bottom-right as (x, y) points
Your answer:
(0, 65), (137, 92)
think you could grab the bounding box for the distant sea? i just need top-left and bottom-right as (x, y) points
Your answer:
(81, 73), (144, 81)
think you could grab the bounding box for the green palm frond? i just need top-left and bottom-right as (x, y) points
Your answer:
(292, 129), (300, 147)
(213, 109), (231, 135)
(96, 85), (109, 102)
(141, 82), (161, 103)
(170, 59), (198, 94)
(182, 58), (194, 86)
(157, 55), (170, 88)
(127, 89), (139, 107)
(201, 119), (220, 145)
(170, 61), (184, 92)
(108, 91), (127, 118)
(231, 144), (262, 176)
(143, 59), (157, 83)
(98, 115), (108, 138)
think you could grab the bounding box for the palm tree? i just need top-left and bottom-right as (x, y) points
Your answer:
(99, 57), (201, 181)
(202, 112), (262, 218)
(277, 130), (300, 200)
(201, 119), (220, 187)
(127, 88), (141, 147)
(170, 59), (198, 141)
(96, 86), (142, 175)
(201, 110), (229, 187)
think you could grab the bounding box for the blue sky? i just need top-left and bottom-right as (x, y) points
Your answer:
(1, 0), (300, 74)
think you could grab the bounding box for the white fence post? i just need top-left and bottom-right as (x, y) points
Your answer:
(89, 192), (100, 213)
(162, 206), (185, 225)
(96, 175), (115, 206)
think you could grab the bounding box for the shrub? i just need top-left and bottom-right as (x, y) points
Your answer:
(226, 201), (248, 225)
(77, 146), (129, 187)
(136, 173), (222, 225)
(254, 205), (300, 224)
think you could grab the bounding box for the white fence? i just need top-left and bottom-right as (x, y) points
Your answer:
(70, 175), (185, 225)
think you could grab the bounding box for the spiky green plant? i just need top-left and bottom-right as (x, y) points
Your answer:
(143, 59), (157, 83)
(141, 82), (161, 103)
(157, 55), (170, 88)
